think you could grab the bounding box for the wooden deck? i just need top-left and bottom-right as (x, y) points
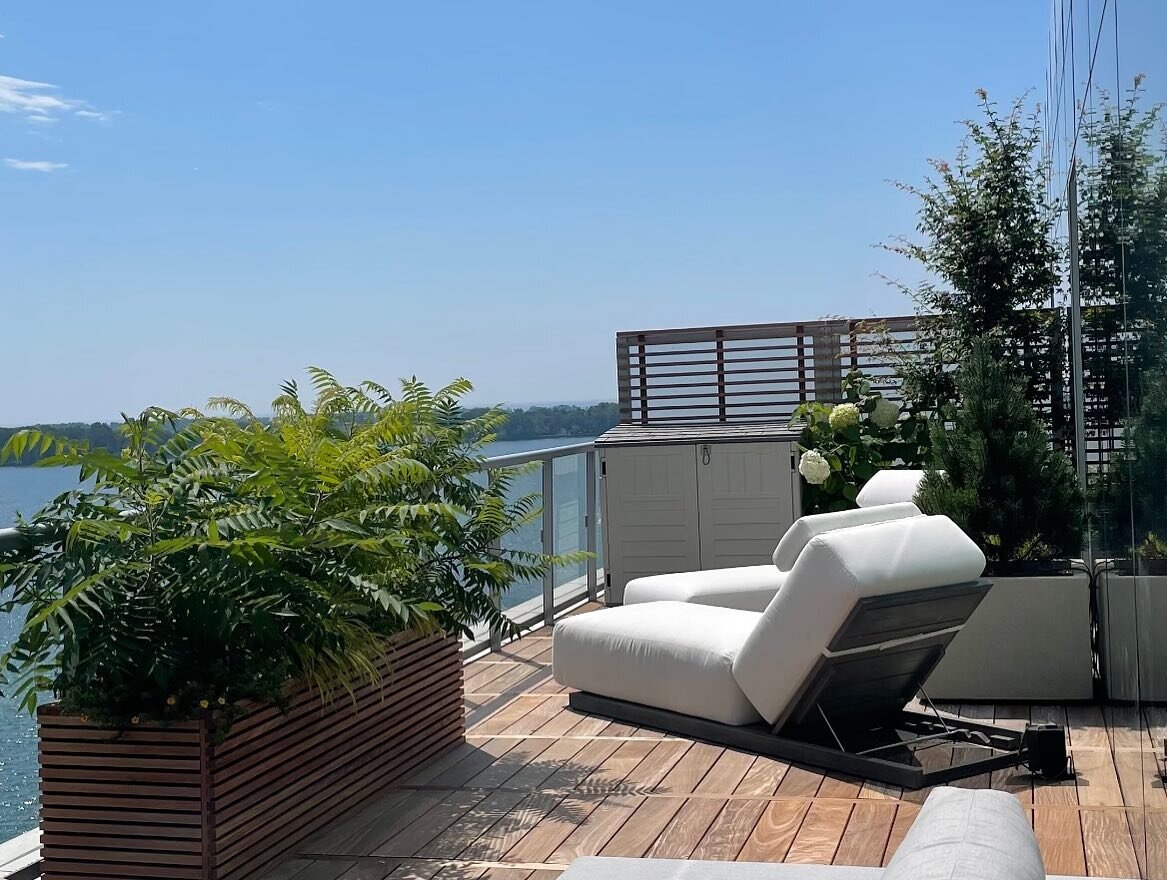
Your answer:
(267, 603), (1166, 880)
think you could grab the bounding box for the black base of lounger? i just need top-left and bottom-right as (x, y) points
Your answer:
(569, 691), (1025, 790)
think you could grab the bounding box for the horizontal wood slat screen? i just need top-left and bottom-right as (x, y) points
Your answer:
(615, 311), (1135, 469)
(616, 316), (919, 427)
(38, 630), (464, 880)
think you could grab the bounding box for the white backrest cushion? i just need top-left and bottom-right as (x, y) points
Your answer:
(733, 515), (986, 725)
(883, 787), (1044, 880)
(855, 469), (929, 507)
(771, 502), (923, 571)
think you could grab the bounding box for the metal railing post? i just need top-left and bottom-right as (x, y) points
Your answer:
(585, 450), (598, 603)
(542, 459), (555, 626)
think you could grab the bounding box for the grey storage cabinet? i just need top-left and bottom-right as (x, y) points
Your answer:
(597, 424), (801, 604)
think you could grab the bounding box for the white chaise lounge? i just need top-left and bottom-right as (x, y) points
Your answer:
(623, 501), (923, 611)
(554, 515), (1033, 788)
(558, 787), (1130, 879)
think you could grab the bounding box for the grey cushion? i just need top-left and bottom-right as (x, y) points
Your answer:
(883, 788), (1044, 880)
(559, 858), (883, 879)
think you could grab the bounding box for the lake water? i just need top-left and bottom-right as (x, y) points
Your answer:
(0, 435), (596, 839)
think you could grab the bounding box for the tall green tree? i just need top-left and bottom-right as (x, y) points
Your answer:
(1079, 76), (1167, 425)
(884, 91), (1062, 433)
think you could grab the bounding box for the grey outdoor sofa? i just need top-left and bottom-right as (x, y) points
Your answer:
(558, 788), (1131, 879)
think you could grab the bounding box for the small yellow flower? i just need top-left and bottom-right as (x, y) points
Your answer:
(217, 697), (227, 705)
(199, 699), (210, 709)
(130, 716), (140, 725)
(166, 696), (177, 706)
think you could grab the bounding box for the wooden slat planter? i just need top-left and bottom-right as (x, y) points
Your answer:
(37, 630), (464, 880)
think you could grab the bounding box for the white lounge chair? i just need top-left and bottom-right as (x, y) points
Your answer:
(554, 515), (1039, 788)
(622, 501), (923, 611)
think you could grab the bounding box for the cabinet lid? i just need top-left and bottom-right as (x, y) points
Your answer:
(596, 422), (800, 446)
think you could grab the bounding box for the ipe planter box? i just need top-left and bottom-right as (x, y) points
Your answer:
(923, 572), (1094, 701)
(36, 631), (463, 880)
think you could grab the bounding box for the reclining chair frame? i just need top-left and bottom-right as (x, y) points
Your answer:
(569, 579), (1029, 790)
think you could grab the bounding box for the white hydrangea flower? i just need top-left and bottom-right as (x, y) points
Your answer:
(870, 397), (901, 429)
(828, 402), (860, 431)
(798, 449), (831, 485)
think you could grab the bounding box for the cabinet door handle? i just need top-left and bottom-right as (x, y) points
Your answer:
(701, 445), (711, 466)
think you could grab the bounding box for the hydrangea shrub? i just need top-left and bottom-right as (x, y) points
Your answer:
(790, 371), (931, 514)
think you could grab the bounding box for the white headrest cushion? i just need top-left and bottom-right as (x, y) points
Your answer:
(734, 515), (985, 725)
(855, 470), (930, 507)
(771, 502), (923, 571)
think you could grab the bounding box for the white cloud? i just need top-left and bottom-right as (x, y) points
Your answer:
(74, 108), (114, 124)
(5, 158), (68, 172)
(25, 114), (56, 125)
(0, 74), (111, 124)
(0, 75), (76, 118)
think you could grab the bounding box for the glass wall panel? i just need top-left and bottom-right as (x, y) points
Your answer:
(1052, 1), (1166, 874)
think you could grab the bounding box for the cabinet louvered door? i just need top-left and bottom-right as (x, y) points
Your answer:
(696, 441), (796, 570)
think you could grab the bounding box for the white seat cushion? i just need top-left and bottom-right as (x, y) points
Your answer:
(855, 470), (929, 507)
(732, 515), (986, 726)
(624, 566), (785, 612)
(771, 502), (923, 570)
(553, 602), (763, 726)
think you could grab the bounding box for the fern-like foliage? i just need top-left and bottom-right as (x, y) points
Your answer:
(0, 372), (574, 731)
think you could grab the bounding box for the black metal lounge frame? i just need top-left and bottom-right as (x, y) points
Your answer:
(569, 579), (1032, 790)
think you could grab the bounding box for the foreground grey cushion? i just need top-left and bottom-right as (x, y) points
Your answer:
(883, 787), (1043, 880)
(559, 858), (882, 879)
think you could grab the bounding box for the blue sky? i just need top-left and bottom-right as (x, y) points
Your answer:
(1, 2), (1055, 423)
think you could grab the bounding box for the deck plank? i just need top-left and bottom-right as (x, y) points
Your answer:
(501, 795), (605, 864)
(597, 796), (687, 858)
(644, 798), (726, 859)
(736, 799), (809, 862)
(690, 798), (768, 861)
(882, 802), (920, 865)
(783, 801), (853, 865)
(832, 801), (896, 867)
(734, 756), (790, 796)
(1082, 807), (1141, 880)
(546, 794), (643, 862)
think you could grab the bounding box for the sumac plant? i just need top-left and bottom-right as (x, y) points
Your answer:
(0, 371), (577, 731)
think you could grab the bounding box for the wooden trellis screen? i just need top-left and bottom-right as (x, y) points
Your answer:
(615, 313), (1131, 469)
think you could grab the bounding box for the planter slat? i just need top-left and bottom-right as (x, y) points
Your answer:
(215, 727), (465, 880)
(213, 681), (463, 838)
(41, 843), (205, 864)
(211, 689), (464, 859)
(41, 782), (202, 800)
(212, 660), (461, 803)
(42, 807), (204, 826)
(213, 635), (453, 760)
(43, 857), (204, 879)
(40, 740), (204, 756)
(38, 629), (464, 880)
(211, 638), (456, 782)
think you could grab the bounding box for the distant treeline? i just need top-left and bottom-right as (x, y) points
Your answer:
(0, 404), (620, 465)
